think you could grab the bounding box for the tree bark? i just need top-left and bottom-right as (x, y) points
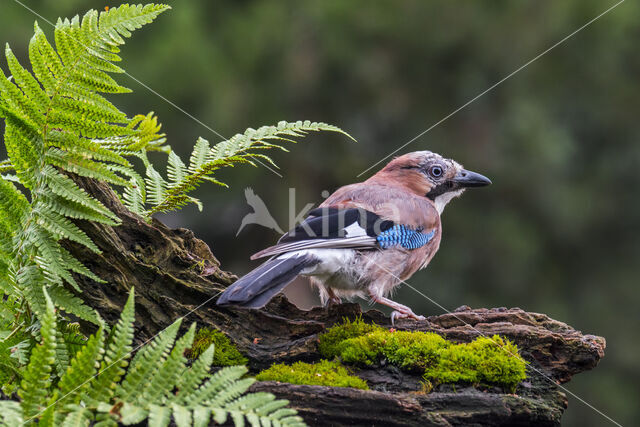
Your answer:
(65, 177), (606, 426)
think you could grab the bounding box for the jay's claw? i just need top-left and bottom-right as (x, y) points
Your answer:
(391, 310), (425, 325)
(326, 296), (342, 307)
(370, 292), (425, 325)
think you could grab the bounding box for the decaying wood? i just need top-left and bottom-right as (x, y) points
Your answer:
(64, 176), (606, 426)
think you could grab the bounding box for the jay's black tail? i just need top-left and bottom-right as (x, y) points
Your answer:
(216, 254), (319, 309)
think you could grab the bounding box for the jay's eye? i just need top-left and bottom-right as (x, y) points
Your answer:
(429, 165), (443, 178)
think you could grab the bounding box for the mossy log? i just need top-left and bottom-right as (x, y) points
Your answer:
(65, 176), (606, 426)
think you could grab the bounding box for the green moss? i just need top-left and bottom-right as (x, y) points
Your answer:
(256, 360), (369, 390)
(424, 335), (527, 392)
(186, 327), (248, 366)
(319, 319), (527, 391)
(318, 316), (382, 357)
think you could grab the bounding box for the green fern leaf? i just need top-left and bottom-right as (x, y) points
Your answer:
(61, 406), (93, 427)
(5, 45), (48, 112)
(171, 403), (192, 427)
(175, 343), (215, 403)
(57, 321), (104, 405)
(144, 164), (167, 206)
(48, 285), (100, 324)
(122, 177), (146, 216)
(141, 323), (196, 405)
(117, 403), (148, 425)
(59, 246), (106, 285)
(18, 288), (56, 420)
(116, 319), (181, 402)
(0, 178), (30, 231)
(207, 377), (256, 408)
(188, 137), (210, 173)
(89, 288), (135, 402)
(192, 406), (211, 427)
(55, 328), (71, 378)
(0, 401), (23, 425)
(14, 265), (47, 317)
(28, 22), (63, 93)
(147, 404), (171, 427)
(183, 365), (248, 407)
(1, 120), (42, 186)
(33, 205), (101, 254)
(146, 121), (353, 215)
(45, 149), (129, 187)
(40, 166), (120, 223)
(167, 150), (187, 187)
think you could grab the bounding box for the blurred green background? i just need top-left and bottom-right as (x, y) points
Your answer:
(1, 1), (638, 425)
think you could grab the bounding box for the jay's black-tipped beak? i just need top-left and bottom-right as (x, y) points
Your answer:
(453, 169), (492, 187)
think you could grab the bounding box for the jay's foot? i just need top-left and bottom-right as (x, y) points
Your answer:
(324, 288), (342, 307)
(326, 296), (342, 307)
(390, 310), (425, 325)
(369, 292), (425, 325)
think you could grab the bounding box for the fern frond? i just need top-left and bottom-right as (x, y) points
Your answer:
(57, 321), (104, 406)
(5, 45), (48, 114)
(172, 404), (193, 427)
(147, 404), (171, 427)
(18, 288), (56, 420)
(116, 319), (181, 402)
(182, 365), (248, 407)
(1, 120), (42, 186)
(40, 166), (120, 223)
(60, 322), (88, 359)
(206, 377), (256, 408)
(88, 288), (135, 402)
(28, 226), (71, 286)
(167, 151), (187, 187)
(0, 401), (23, 425)
(14, 265), (48, 317)
(142, 323), (196, 405)
(175, 343), (215, 402)
(48, 285), (100, 324)
(33, 204), (101, 254)
(1, 3), (170, 328)
(38, 193), (119, 227)
(122, 177), (146, 216)
(55, 328), (72, 378)
(59, 247), (105, 285)
(45, 148), (129, 187)
(144, 165), (167, 206)
(116, 403), (149, 425)
(100, 112), (168, 155)
(61, 406), (93, 427)
(145, 121), (353, 215)
(3, 289), (304, 427)
(191, 406), (211, 427)
(0, 178), (30, 232)
(188, 137), (210, 174)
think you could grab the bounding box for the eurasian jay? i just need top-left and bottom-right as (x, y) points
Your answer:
(217, 151), (491, 321)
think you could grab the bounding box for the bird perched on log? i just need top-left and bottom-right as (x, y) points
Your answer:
(217, 151), (491, 322)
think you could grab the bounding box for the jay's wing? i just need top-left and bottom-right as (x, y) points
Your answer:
(250, 207), (436, 259)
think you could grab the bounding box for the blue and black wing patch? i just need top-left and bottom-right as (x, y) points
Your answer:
(278, 207), (394, 242)
(376, 225), (436, 249)
(251, 207), (435, 259)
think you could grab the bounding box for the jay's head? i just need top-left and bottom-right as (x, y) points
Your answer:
(372, 151), (491, 214)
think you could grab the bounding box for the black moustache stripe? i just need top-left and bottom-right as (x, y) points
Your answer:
(426, 181), (455, 200)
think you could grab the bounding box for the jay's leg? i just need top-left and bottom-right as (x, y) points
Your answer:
(369, 291), (425, 324)
(325, 287), (342, 307)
